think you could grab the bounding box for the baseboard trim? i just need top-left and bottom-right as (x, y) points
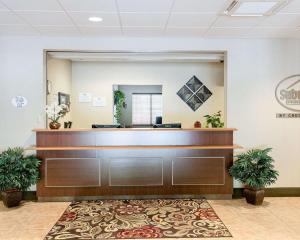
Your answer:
(38, 194), (232, 202)
(0, 191), (37, 201)
(233, 188), (300, 198)
(1, 188), (300, 201)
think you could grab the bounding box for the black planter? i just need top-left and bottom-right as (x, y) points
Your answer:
(244, 188), (265, 205)
(1, 190), (22, 208)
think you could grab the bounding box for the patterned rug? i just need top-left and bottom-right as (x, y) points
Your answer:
(45, 199), (231, 239)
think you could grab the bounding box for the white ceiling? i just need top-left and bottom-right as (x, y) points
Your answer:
(0, 0), (300, 38)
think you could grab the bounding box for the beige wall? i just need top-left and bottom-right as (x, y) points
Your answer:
(71, 61), (224, 128)
(46, 57), (72, 124)
(1, 36), (300, 188)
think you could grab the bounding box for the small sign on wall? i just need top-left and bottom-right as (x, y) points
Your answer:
(11, 96), (28, 108)
(93, 97), (106, 107)
(78, 93), (92, 103)
(275, 74), (300, 118)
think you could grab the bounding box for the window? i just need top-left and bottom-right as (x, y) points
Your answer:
(132, 93), (162, 125)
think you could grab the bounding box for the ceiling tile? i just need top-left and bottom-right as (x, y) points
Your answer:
(117, 0), (173, 12)
(168, 13), (217, 27)
(16, 11), (73, 26)
(120, 13), (168, 27)
(36, 25), (81, 36)
(0, 24), (38, 35)
(0, 1), (8, 11)
(246, 27), (299, 38)
(58, 0), (117, 12)
(205, 27), (251, 38)
(280, 0), (300, 14)
(213, 15), (265, 27)
(123, 27), (163, 36)
(68, 12), (120, 27)
(1, 0), (62, 11)
(165, 27), (207, 36)
(0, 11), (23, 24)
(259, 13), (300, 28)
(173, 0), (229, 13)
(79, 26), (122, 36)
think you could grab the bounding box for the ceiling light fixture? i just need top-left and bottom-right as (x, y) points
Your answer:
(88, 17), (103, 22)
(224, 0), (289, 17)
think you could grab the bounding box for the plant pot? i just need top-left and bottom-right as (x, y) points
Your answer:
(1, 189), (22, 208)
(244, 187), (265, 205)
(194, 121), (201, 128)
(49, 121), (61, 130)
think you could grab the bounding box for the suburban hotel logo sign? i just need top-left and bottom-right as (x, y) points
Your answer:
(275, 75), (300, 118)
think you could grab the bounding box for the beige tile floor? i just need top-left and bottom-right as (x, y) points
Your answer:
(0, 197), (300, 240)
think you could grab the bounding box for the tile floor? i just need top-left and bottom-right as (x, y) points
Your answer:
(0, 197), (300, 240)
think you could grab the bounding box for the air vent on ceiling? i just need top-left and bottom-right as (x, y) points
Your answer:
(224, 0), (289, 16)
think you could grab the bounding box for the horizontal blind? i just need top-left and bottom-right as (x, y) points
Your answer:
(132, 94), (151, 125)
(132, 94), (162, 125)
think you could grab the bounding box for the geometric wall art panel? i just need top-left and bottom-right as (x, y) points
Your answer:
(195, 85), (212, 102)
(186, 95), (203, 111)
(177, 75), (213, 111)
(186, 75), (203, 92)
(177, 85), (193, 102)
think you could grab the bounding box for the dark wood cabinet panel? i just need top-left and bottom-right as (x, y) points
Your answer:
(172, 157), (225, 185)
(95, 131), (233, 146)
(37, 132), (96, 147)
(109, 157), (163, 186)
(46, 158), (100, 187)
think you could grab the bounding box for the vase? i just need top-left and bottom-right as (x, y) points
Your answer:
(1, 189), (22, 208)
(49, 121), (61, 130)
(244, 187), (265, 205)
(194, 121), (201, 128)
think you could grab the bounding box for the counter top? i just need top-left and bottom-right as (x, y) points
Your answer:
(28, 144), (242, 151)
(33, 128), (237, 132)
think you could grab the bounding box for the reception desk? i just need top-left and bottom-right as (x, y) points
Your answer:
(32, 128), (241, 201)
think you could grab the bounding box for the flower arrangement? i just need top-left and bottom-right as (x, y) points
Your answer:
(45, 102), (69, 129)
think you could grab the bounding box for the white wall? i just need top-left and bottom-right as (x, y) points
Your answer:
(71, 61), (224, 128)
(0, 36), (300, 188)
(46, 57), (72, 124)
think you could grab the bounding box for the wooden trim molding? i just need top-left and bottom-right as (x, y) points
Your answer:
(32, 128), (238, 132)
(233, 188), (300, 198)
(27, 145), (242, 151)
(2, 188), (300, 201)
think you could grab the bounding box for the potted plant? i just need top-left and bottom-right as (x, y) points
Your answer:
(0, 147), (40, 208)
(204, 111), (224, 128)
(45, 102), (69, 129)
(229, 148), (279, 205)
(113, 90), (126, 124)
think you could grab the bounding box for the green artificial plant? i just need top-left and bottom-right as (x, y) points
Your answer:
(0, 147), (41, 191)
(204, 111), (224, 128)
(229, 148), (279, 189)
(114, 90), (126, 124)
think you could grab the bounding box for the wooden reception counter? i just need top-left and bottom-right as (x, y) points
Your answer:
(32, 128), (241, 201)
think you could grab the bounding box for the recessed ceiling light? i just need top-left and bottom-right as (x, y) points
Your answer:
(88, 17), (103, 22)
(236, 1), (277, 14)
(224, 0), (288, 17)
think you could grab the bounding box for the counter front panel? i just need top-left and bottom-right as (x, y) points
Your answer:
(34, 128), (239, 200)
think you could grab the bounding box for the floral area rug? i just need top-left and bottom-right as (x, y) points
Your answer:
(45, 199), (232, 239)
